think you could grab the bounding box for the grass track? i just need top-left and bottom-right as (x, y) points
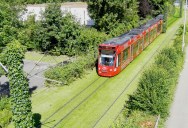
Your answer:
(31, 16), (184, 128)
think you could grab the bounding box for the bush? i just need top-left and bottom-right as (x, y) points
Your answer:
(64, 28), (109, 56)
(112, 110), (156, 128)
(127, 66), (171, 118)
(0, 97), (12, 128)
(44, 53), (96, 86)
(0, 109), (12, 128)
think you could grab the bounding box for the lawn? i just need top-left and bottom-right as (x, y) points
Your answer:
(25, 51), (70, 64)
(29, 15), (184, 128)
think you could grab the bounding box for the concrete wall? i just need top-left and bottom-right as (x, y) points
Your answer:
(20, 2), (94, 26)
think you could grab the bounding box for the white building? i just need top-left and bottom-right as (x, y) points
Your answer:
(20, 2), (94, 26)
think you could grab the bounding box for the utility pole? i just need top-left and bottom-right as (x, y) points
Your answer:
(182, 0), (187, 51)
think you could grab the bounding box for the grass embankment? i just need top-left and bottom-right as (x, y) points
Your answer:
(167, 7), (181, 27)
(28, 15), (184, 128)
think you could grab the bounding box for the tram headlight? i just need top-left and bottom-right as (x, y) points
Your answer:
(110, 69), (112, 72)
(114, 68), (117, 71)
(99, 67), (100, 70)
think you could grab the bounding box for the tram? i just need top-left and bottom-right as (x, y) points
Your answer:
(98, 15), (164, 77)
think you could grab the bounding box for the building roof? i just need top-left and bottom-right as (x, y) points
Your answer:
(27, 2), (87, 8)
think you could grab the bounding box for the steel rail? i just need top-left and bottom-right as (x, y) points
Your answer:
(50, 78), (109, 128)
(37, 76), (101, 128)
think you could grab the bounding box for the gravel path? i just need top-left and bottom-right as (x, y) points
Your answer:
(0, 60), (52, 95)
(166, 46), (188, 128)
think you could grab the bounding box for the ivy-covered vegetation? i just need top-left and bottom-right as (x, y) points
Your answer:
(2, 41), (34, 128)
(116, 25), (185, 127)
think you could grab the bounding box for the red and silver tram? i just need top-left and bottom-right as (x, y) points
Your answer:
(98, 15), (163, 77)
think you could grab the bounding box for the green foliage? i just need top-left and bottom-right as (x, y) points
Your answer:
(127, 66), (170, 118)
(18, 15), (38, 50)
(0, 109), (12, 128)
(141, 0), (175, 16)
(0, 1), (22, 49)
(112, 110), (156, 128)
(0, 97), (12, 128)
(74, 28), (109, 54)
(87, 0), (139, 34)
(45, 53), (96, 86)
(33, 3), (81, 55)
(0, 67), (5, 77)
(0, 97), (10, 111)
(2, 41), (34, 128)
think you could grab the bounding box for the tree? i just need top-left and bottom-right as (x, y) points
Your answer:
(34, 3), (80, 55)
(2, 41), (34, 128)
(138, 0), (176, 17)
(87, 0), (139, 34)
(0, 1), (22, 49)
(18, 15), (38, 50)
(138, 0), (151, 17)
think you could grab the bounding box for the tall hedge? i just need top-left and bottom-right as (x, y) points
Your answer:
(127, 66), (171, 117)
(126, 26), (184, 118)
(3, 41), (34, 127)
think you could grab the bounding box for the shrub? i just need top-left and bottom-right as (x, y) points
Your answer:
(0, 109), (12, 128)
(44, 53), (96, 86)
(63, 27), (109, 56)
(127, 66), (171, 118)
(112, 110), (156, 128)
(0, 97), (12, 128)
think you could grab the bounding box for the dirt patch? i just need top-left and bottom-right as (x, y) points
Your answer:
(139, 121), (154, 128)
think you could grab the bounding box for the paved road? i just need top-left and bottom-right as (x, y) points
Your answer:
(166, 46), (188, 128)
(0, 60), (52, 95)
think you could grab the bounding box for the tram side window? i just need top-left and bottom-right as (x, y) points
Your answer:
(118, 54), (121, 66)
(146, 33), (149, 43)
(133, 42), (138, 54)
(157, 24), (161, 32)
(138, 40), (142, 50)
(155, 27), (157, 35)
(150, 29), (154, 39)
(123, 48), (129, 61)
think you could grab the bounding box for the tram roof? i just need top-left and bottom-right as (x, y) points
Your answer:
(102, 15), (163, 46)
(128, 29), (144, 35)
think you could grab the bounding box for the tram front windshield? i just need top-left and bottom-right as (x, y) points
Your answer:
(100, 54), (114, 66)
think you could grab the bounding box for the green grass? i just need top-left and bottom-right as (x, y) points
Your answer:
(113, 111), (157, 128)
(25, 51), (70, 64)
(27, 16), (185, 128)
(167, 7), (180, 27)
